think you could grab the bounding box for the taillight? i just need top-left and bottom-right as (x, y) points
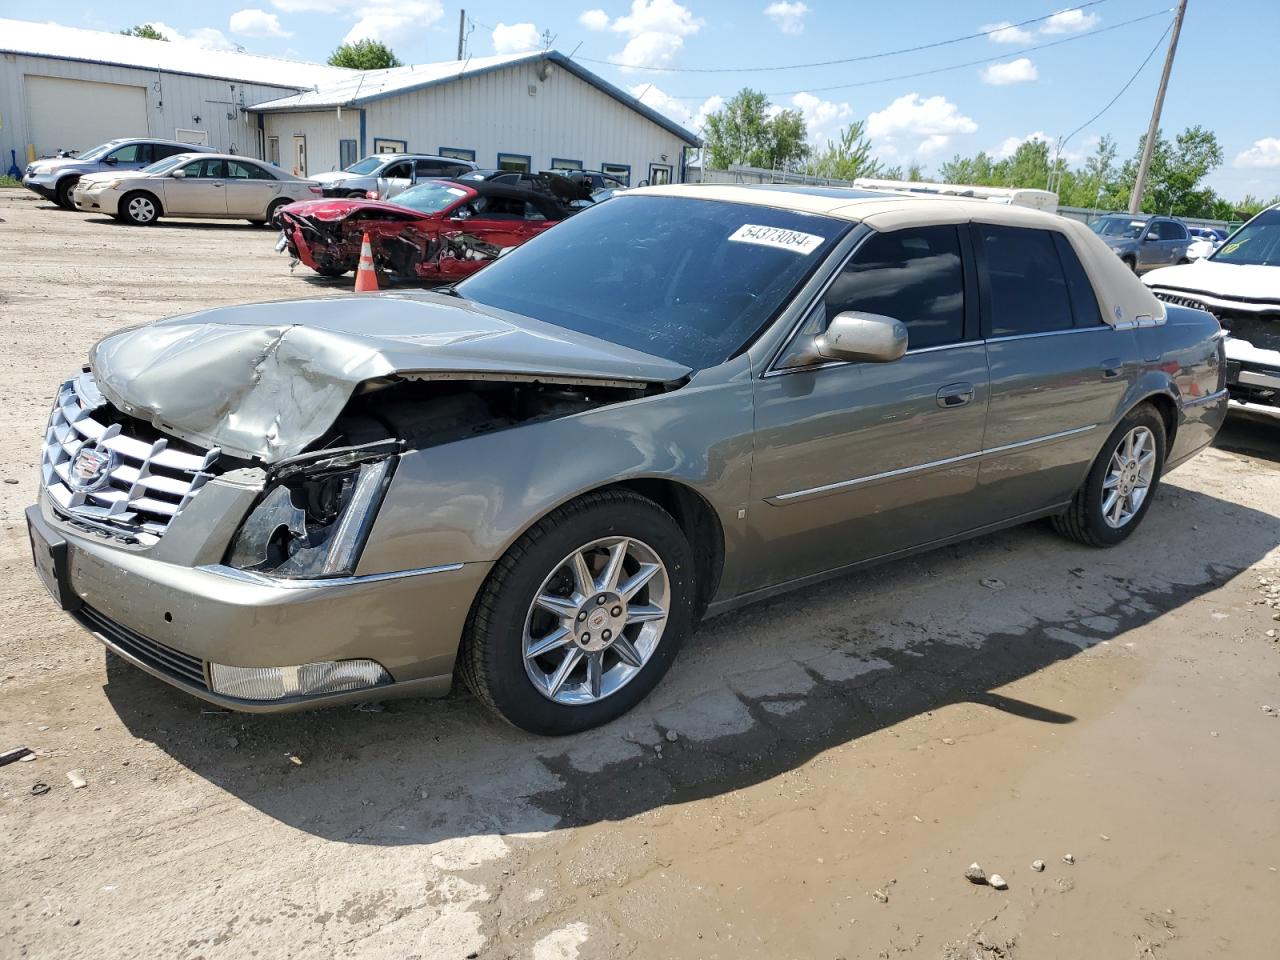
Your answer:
(308, 185), (322, 194)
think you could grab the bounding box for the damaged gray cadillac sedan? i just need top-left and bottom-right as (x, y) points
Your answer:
(27, 185), (1228, 734)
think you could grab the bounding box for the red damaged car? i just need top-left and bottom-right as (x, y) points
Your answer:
(275, 179), (576, 283)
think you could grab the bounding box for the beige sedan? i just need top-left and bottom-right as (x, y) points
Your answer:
(73, 152), (321, 226)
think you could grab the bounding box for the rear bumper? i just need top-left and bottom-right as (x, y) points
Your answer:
(28, 500), (490, 711)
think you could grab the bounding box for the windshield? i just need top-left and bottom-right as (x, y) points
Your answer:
(73, 141), (123, 161)
(140, 154), (190, 175)
(344, 157), (385, 175)
(1210, 208), (1280, 266)
(456, 195), (849, 370)
(391, 181), (471, 213)
(1090, 217), (1146, 239)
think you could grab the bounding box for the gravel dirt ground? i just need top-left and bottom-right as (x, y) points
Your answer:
(1, 189), (1278, 960)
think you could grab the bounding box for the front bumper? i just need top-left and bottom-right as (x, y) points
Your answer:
(73, 185), (120, 215)
(27, 500), (491, 711)
(1224, 338), (1280, 406)
(22, 176), (56, 201)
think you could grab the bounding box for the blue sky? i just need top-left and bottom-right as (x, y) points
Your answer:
(5, 0), (1278, 199)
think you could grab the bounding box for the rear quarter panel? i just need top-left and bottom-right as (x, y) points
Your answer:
(1134, 305), (1226, 466)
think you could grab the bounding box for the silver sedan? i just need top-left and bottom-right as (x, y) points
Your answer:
(73, 152), (321, 225)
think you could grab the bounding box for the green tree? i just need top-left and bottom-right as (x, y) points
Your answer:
(808, 121), (881, 180)
(939, 151), (997, 185)
(120, 24), (168, 40)
(703, 88), (809, 170)
(328, 39), (403, 70)
(1121, 125), (1224, 217)
(999, 137), (1052, 188)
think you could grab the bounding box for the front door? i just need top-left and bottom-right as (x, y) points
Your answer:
(292, 135), (306, 177)
(971, 222), (1140, 522)
(161, 157), (228, 216)
(747, 224), (989, 590)
(376, 158), (414, 199)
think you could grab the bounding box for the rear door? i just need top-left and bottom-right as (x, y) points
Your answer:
(746, 224), (991, 590)
(972, 222), (1139, 522)
(161, 157), (228, 215)
(223, 159), (281, 217)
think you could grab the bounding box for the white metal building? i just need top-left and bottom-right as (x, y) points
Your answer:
(248, 51), (700, 186)
(0, 18), (348, 167)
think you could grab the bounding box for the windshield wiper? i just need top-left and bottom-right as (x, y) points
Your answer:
(434, 285), (463, 298)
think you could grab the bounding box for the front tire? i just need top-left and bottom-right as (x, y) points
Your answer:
(1052, 404), (1166, 547)
(460, 490), (696, 735)
(119, 191), (160, 225)
(55, 177), (79, 209)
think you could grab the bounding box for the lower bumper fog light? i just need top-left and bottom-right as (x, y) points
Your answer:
(209, 659), (391, 701)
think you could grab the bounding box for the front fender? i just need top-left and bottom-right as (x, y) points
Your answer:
(355, 358), (755, 590)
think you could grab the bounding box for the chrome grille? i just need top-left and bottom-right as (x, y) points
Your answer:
(41, 372), (221, 542)
(1151, 290), (1210, 313)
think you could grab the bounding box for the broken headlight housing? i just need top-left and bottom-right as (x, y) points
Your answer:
(226, 441), (398, 579)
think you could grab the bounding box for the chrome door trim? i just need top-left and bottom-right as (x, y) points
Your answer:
(766, 424), (1098, 505)
(983, 326), (1113, 345)
(1181, 387), (1229, 408)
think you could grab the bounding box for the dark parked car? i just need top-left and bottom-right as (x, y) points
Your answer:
(28, 186), (1226, 734)
(22, 138), (218, 209)
(1090, 214), (1192, 274)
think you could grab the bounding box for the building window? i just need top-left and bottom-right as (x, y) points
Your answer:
(648, 163), (673, 185)
(550, 157), (583, 171)
(439, 147), (476, 161)
(373, 138), (407, 154)
(497, 152), (532, 173)
(601, 163), (631, 186)
(339, 139), (357, 169)
(266, 136), (280, 166)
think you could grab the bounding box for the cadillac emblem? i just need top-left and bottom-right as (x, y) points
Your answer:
(68, 443), (114, 493)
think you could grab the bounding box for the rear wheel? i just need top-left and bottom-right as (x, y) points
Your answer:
(119, 191), (160, 225)
(55, 177), (79, 209)
(460, 490), (696, 735)
(1052, 404), (1166, 547)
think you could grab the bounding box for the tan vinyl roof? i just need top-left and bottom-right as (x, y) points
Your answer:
(634, 184), (1166, 327)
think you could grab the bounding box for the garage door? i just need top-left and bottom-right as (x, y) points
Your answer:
(25, 75), (148, 157)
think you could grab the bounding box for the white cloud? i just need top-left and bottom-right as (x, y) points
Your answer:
(145, 21), (238, 51)
(1235, 137), (1280, 168)
(588, 1), (705, 70)
(980, 57), (1038, 85)
(230, 9), (292, 38)
(1042, 8), (1099, 34)
(994, 130), (1050, 159)
(492, 22), (542, 54)
(981, 21), (1033, 44)
(628, 83), (722, 132)
(344, 2), (444, 46)
(764, 1), (809, 35)
(788, 91), (854, 144)
(271, 0), (341, 11)
(867, 92), (977, 157)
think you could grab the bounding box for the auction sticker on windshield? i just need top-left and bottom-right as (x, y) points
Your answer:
(729, 224), (824, 254)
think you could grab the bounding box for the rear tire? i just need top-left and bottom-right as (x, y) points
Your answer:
(1052, 404), (1167, 547)
(55, 177), (79, 209)
(119, 191), (160, 225)
(460, 490), (696, 735)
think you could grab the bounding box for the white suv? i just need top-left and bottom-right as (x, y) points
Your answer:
(309, 154), (479, 199)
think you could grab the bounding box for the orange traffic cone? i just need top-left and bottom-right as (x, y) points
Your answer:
(354, 233), (378, 292)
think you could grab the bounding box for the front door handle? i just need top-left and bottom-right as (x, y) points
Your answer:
(1100, 357), (1123, 379)
(936, 382), (975, 408)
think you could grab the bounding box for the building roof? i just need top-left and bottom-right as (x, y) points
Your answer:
(632, 184), (1165, 326)
(247, 50), (701, 147)
(0, 18), (350, 90)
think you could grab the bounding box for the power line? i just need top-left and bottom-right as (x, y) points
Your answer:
(574, 0), (1117, 74)
(654, 8), (1173, 101)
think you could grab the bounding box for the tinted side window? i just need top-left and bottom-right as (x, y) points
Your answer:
(977, 224), (1073, 336)
(152, 144), (185, 160)
(1051, 233), (1104, 327)
(383, 161), (412, 178)
(823, 225), (965, 350)
(227, 160), (273, 179)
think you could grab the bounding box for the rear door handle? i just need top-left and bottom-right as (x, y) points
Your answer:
(936, 382), (975, 408)
(1101, 357), (1123, 379)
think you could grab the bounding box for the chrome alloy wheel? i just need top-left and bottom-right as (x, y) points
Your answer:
(127, 195), (156, 223)
(1102, 425), (1156, 528)
(522, 536), (670, 705)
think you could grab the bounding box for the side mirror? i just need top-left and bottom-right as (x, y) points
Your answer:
(171, 168), (186, 178)
(103, 156), (118, 165)
(1142, 234), (1157, 242)
(814, 311), (908, 363)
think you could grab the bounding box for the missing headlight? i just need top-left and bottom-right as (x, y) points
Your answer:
(227, 444), (397, 578)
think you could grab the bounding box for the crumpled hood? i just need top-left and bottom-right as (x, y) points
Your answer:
(1143, 259), (1280, 300)
(88, 291), (690, 463)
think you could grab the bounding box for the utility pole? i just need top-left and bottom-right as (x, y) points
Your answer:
(1128, 0), (1188, 213)
(457, 9), (466, 60)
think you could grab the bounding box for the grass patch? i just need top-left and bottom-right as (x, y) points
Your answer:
(0, 175), (22, 188)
